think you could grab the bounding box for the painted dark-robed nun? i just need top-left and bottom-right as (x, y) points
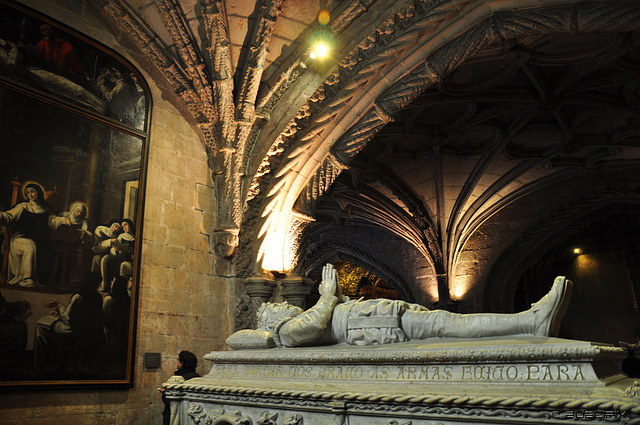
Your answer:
(34, 272), (105, 376)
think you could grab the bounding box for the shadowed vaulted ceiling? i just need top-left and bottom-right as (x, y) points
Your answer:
(90, 0), (640, 310)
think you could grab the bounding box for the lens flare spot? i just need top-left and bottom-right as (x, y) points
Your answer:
(318, 9), (330, 25)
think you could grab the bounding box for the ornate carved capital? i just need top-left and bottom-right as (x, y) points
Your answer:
(244, 275), (277, 307)
(281, 274), (315, 309)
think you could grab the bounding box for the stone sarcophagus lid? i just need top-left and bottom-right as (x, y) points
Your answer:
(164, 337), (640, 424)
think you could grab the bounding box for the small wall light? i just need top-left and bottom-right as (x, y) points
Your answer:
(309, 30), (334, 60)
(309, 9), (334, 61)
(573, 247), (583, 255)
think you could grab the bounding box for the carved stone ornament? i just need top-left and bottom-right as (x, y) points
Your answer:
(281, 274), (315, 309)
(257, 411), (277, 425)
(187, 405), (253, 425)
(213, 229), (240, 259)
(244, 275), (277, 306)
(625, 381), (640, 399)
(167, 337), (638, 425)
(167, 375), (185, 384)
(282, 413), (303, 425)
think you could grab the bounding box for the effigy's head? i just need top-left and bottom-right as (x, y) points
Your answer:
(225, 301), (304, 350)
(256, 301), (303, 335)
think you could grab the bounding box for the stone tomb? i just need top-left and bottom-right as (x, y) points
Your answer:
(164, 337), (640, 424)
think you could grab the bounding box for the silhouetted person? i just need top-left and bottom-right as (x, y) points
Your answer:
(159, 350), (200, 425)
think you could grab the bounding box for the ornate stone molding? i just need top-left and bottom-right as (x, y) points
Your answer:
(625, 381), (640, 399)
(213, 229), (240, 259)
(168, 387), (640, 424)
(248, 0), (640, 279)
(167, 337), (638, 424)
(202, 338), (624, 365)
(187, 405), (253, 425)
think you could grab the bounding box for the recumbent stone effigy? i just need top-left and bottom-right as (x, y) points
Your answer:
(164, 264), (640, 425)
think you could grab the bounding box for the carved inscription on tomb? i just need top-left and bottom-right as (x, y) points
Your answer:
(211, 362), (590, 383)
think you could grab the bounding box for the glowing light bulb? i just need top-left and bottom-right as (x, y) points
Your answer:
(308, 29), (335, 61)
(313, 42), (329, 59)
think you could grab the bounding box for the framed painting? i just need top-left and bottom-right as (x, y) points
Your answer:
(0, 0), (149, 388)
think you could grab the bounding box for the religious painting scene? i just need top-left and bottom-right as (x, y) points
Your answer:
(0, 2), (146, 131)
(0, 3), (147, 385)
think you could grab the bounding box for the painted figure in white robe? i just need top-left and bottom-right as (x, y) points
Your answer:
(96, 219), (134, 292)
(59, 202), (92, 240)
(0, 182), (65, 287)
(52, 201), (93, 284)
(90, 219), (122, 291)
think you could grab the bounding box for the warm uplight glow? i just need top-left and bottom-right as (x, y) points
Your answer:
(452, 278), (470, 300)
(573, 247), (583, 255)
(427, 284), (439, 303)
(258, 211), (314, 274)
(259, 230), (287, 273)
(574, 254), (596, 271)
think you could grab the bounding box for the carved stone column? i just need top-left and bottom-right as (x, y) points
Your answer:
(243, 275), (277, 311)
(281, 274), (315, 309)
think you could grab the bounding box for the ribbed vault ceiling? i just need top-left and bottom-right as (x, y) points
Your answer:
(83, 0), (640, 308)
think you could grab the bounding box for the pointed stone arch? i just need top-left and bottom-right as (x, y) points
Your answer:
(485, 184), (640, 312)
(242, 0), (640, 289)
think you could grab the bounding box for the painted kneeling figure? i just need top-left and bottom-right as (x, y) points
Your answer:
(226, 264), (573, 349)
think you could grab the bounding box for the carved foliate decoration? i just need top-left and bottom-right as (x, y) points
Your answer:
(233, 292), (254, 331)
(183, 408), (302, 425)
(282, 413), (303, 425)
(256, 411), (277, 425)
(103, 0), (640, 280)
(294, 154), (347, 217)
(624, 381), (640, 399)
(334, 260), (364, 297)
(284, 213), (314, 272)
(187, 405), (253, 425)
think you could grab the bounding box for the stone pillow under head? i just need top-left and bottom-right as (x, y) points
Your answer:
(225, 329), (277, 350)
